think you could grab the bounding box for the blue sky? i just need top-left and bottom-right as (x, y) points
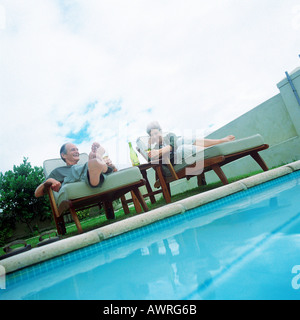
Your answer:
(0, 0), (300, 172)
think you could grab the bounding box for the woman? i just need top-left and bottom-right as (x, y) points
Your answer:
(146, 121), (235, 164)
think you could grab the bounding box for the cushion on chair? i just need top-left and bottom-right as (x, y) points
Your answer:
(204, 134), (264, 157)
(162, 134), (265, 176)
(56, 166), (143, 207)
(43, 154), (143, 206)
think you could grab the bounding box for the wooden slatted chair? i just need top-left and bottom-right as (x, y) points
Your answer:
(43, 154), (148, 235)
(136, 134), (269, 203)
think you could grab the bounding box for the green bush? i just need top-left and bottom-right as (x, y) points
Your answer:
(0, 158), (51, 239)
(77, 209), (90, 220)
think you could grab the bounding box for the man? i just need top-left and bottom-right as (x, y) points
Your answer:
(35, 142), (116, 198)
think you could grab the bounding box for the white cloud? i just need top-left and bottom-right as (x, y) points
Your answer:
(0, 4), (5, 30)
(0, 0), (300, 173)
(292, 5), (300, 30)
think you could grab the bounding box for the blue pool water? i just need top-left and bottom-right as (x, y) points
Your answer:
(1, 171), (300, 300)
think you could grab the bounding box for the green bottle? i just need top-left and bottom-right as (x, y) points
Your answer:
(128, 142), (140, 166)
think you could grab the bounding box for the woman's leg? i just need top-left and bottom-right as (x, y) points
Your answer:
(194, 135), (235, 148)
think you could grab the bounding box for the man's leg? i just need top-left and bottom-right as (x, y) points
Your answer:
(88, 158), (108, 187)
(88, 143), (108, 187)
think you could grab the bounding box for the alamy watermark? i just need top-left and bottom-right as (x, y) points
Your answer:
(146, 128), (205, 176)
(291, 265), (300, 290)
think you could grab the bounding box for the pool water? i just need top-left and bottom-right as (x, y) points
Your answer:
(1, 171), (300, 300)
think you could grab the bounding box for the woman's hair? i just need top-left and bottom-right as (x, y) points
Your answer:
(146, 121), (162, 135)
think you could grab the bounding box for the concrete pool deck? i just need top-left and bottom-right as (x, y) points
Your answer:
(1, 160), (300, 274)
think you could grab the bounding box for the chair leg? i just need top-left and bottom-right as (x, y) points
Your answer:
(50, 208), (66, 235)
(131, 191), (142, 213)
(166, 183), (171, 196)
(155, 166), (171, 203)
(141, 170), (156, 204)
(132, 188), (149, 212)
(121, 195), (130, 214)
(211, 164), (229, 185)
(47, 189), (66, 235)
(197, 173), (207, 187)
(103, 200), (115, 219)
(250, 151), (269, 171)
(56, 216), (67, 235)
(69, 205), (83, 234)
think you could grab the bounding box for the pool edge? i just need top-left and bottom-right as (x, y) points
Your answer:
(1, 160), (300, 274)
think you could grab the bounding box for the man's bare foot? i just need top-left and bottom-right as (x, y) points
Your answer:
(89, 142), (106, 160)
(91, 142), (100, 153)
(222, 135), (235, 143)
(88, 158), (107, 187)
(92, 142), (105, 157)
(89, 151), (96, 160)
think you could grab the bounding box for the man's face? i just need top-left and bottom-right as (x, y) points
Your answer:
(62, 143), (80, 165)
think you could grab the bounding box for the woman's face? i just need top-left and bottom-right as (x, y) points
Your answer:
(149, 129), (162, 144)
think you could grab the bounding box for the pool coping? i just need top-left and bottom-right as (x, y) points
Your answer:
(1, 160), (300, 274)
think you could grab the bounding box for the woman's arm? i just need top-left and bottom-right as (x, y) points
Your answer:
(148, 145), (172, 160)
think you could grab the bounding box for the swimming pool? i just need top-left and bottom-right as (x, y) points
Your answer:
(1, 170), (300, 300)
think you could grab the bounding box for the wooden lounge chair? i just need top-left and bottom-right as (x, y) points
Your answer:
(136, 134), (269, 203)
(43, 154), (148, 235)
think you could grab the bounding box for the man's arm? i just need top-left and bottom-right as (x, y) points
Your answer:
(103, 157), (118, 172)
(35, 178), (62, 198)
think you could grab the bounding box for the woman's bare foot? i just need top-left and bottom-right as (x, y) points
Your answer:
(222, 135), (235, 143)
(195, 145), (205, 152)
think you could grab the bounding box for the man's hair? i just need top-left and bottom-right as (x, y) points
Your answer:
(60, 143), (68, 162)
(146, 121), (162, 135)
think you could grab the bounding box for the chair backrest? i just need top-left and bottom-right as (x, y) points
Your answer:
(43, 153), (89, 178)
(136, 136), (151, 161)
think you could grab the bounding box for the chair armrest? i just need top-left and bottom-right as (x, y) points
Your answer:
(43, 180), (53, 192)
(43, 181), (60, 218)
